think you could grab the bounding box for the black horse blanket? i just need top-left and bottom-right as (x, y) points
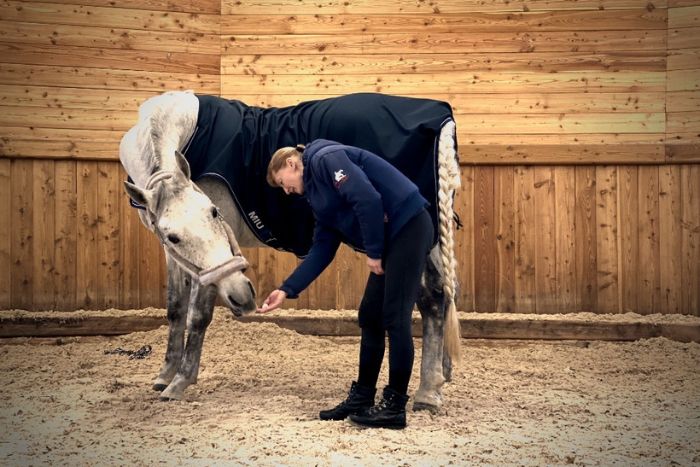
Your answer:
(183, 93), (455, 257)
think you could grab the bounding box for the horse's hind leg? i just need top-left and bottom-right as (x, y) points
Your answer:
(153, 259), (191, 391)
(414, 248), (449, 412)
(159, 281), (217, 401)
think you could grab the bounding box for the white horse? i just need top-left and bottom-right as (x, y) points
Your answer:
(120, 90), (461, 411)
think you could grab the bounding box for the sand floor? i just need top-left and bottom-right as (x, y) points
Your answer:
(1, 309), (699, 466)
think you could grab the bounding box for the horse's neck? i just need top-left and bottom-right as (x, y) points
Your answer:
(122, 91), (199, 187)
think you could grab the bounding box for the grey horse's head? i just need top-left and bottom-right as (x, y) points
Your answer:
(124, 151), (257, 316)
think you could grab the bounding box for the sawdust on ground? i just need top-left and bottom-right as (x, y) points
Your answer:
(1, 309), (699, 466)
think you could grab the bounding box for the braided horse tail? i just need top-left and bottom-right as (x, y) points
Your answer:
(436, 119), (461, 364)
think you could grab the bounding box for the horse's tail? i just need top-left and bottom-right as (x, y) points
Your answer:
(436, 119), (461, 364)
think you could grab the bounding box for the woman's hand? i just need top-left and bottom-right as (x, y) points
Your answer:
(367, 257), (384, 275)
(258, 289), (287, 313)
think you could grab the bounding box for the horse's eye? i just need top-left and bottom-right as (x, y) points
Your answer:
(211, 207), (218, 219)
(167, 234), (180, 244)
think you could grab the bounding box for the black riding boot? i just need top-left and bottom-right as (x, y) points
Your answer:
(319, 381), (376, 421)
(349, 386), (409, 429)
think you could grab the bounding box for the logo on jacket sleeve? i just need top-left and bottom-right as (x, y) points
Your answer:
(333, 169), (348, 188)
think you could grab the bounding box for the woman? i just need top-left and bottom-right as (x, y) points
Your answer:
(259, 139), (434, 429)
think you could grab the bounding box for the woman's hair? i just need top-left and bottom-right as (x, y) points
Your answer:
(266, 144), (305, 187)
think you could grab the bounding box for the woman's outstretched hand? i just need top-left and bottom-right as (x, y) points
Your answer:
(258, 289), (287, 313)
(367, 257), (384, 275)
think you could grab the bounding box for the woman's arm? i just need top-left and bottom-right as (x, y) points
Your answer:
(259, 222), (341, 312)
(317, 150), (385, 259)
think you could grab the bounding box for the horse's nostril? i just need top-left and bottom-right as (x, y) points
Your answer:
(247, 280), (256, 298)
(228, 295), (242, 307)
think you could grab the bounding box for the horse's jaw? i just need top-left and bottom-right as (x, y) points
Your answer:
(218, 273), (257, 317)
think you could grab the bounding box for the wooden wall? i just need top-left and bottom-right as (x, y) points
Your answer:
(0, 0), (221, 310)
(1, 0), (699, 315)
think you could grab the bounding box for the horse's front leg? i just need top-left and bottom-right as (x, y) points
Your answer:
(153, 259), (191, 391)
(414, 249), (449, 412)
(159, 280), (217, 401)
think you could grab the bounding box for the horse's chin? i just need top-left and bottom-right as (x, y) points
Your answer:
(224, 297), (257, 318)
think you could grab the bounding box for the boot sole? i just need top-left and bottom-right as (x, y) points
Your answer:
(348, 418), (406, 430)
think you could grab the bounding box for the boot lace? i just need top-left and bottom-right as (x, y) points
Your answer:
(367, 396), (391, 415)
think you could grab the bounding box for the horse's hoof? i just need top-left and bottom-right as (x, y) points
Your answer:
(413, 401), (439, 413)
(158, 390), (182, 401)
(159, 394), (181, 402)
(152, 383), (168, 392)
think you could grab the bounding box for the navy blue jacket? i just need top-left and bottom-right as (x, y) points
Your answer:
(279, 139), (428, 298)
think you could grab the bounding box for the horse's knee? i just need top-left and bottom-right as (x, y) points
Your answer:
(417, 256), (446, 319)
(188, 309), (213, 332)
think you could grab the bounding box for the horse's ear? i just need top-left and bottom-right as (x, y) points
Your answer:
(174, 150), (191, 179)
(123, 181), (152, 208)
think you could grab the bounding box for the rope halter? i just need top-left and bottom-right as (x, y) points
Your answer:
(144, 170), (249, 287)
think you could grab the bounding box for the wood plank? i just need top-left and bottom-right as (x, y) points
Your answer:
(138, 224), (163, 308)
(10, 159), (33, 310)
(0, 126), (122, 160)
(222, 72), (666, 95)
(0, 159), (10, 309)
(0, 138), (119, 160)
(474, 167), (495, 312)
(3, 310), (700, 343)
(28, 0), (220, 14)
(238, 247), (259, 306)
(454, 113), (665, 135)
(667, 70), (700, 92)
(251, 248), (278, 309)
(1, 135), (669, 164)
(681, 164), (700, 315)
(575, 166), (597, 312)
(555, 167), (576, 312)
(659, 165), (683, 313)
(0, 106), (137, 131)
(670, 0), (700, 8)
(96, 162), (120, 309)
(0, 21), (220, 54)
(76, 161), (98, 309)
(31, 160), (55, 310)
(668, 26), (700, 49)
(667, 48), (700, 71)
(335, 245), (366, 311)
(306, 252), (338, 310)
(222, 0), (669, 15)
(595, 166), (619, 313)
(222, 30), (666, 55)
(54, 160), (77, 310)
(668, 5), (700, 28)
(273, 250), (303, 308)
(459, 143), (665, 165)
(463, 133), (666, 145)
(218, 91), (667, 114)
(494, 167), (515, 312)
(221, 9), (667, 34)
(0, 85), (155, 110)
(666, 143), (700, 162)
(667, 90), (700, 112)
(119, 165), (139, 309)
(454, 166), (474, 311)
(667, 111), (700, 134)
(222, 52), (666, 75)
(0, 1), (221, 34)
(0, 64), (220, 94)
(618, 166), (639, 312)
(514, 166), (536, 312)
(638, 166), (661, 314)
(534, 167), (557, 312)
(0, 43), (220, 74)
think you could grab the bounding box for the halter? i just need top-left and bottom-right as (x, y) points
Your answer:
(144, 170), (249, 287)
